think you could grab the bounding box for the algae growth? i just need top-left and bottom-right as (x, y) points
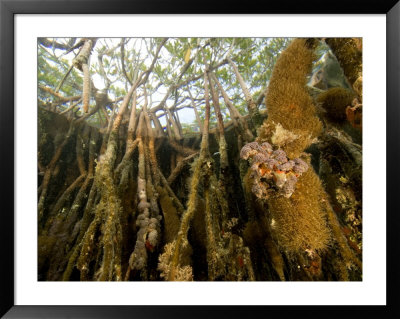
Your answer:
(38, 37), (362, 281)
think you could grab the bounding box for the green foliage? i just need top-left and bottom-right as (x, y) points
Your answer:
(181, 121), (200, 134)
(38, 37), (291, 131)
(38, 45), (82, 100)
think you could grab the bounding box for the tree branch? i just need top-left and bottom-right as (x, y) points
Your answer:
(120, 38), (133, 85)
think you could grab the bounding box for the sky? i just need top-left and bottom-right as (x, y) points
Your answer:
(44, 38), (197, 125)
(89, 38), (197, 125)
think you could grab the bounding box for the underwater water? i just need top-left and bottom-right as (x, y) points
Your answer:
(38, 37), (362, 281)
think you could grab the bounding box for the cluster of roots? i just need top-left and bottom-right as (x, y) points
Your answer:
(38, 37), (362, 282)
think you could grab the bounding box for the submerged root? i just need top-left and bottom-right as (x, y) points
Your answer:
(38, 37), (362, 282)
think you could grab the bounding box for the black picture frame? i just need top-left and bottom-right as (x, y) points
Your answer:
(1, 0), (399, 318)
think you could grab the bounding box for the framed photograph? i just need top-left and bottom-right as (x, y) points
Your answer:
(1, 0), (399, 318)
